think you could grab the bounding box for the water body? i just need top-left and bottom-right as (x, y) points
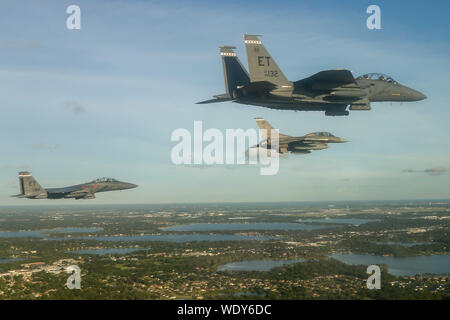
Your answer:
(330, 253), (450, 276)
(0, 228), (102, 238)
(48, 227), (103, 233)
(49, 234), (273, 242)
(72, 248), (148, 255)
(0, 258), (24, 263)
(217, 259), (305, 272)
(0, 231), (46, 238)
(377, 242), (432, 247)
(162, 223), (327, 232)
(297, 218), (377, 226)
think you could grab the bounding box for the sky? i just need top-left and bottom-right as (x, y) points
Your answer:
(0, 0), (449, 205)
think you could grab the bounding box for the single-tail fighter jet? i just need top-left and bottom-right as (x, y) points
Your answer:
(198, 35), (426, 116)
(248, 118), (348, 156)
(11, 172), (137, 200)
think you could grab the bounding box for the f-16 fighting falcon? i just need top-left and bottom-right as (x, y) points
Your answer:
(198, 35), (426, 116)
(12, 172), (138, 200)
(249, 118), (348, 155)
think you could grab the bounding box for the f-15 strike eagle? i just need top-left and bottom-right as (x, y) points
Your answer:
(248, 118), (348, 155)
(12, 172), (137, 200)
(198, 35), (426, 116)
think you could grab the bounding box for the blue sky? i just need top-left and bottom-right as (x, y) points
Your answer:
(0, 0), (449, 205)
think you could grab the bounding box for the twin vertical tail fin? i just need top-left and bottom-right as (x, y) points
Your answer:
(220, 46), (250, 98)
(198, 35), (292, 104)
(197, 46), (250, 104)
(15, 172), (47, 199)
(244, 35), (291, 87)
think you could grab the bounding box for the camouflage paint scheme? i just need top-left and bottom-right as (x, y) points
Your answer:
(198, 35), (426, 116)
(12, 172), (137, 200)
(251, 117), (348, 155)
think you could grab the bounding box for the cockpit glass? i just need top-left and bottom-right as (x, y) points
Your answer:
(93, 178), (117, 183)
(356, 73), (397, 84)
(314, 132), (332, 137)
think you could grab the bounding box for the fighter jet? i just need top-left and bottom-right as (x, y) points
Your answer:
(11, 172), (137, 200)
(198, 35), (426, 116)
(248, 118), (348, 156)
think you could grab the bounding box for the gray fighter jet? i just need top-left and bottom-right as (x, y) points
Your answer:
(249, 118), (348, 155)
(198, 35), (426, 116)
(12, 172), (137, 200)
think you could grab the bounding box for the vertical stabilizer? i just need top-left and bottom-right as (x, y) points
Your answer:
(220, 46), (250, 97)
(255, 117), (289, 143)
(244, 35), (291, 87)
(18, 172), (47, 199)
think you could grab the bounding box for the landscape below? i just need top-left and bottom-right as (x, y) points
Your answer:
(0, 200), (448, 299)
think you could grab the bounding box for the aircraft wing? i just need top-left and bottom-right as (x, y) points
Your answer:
(279, 136), (307, 145)
(281, 136), (330, 146)
(296, 69), (358, 90)
(68, 190), (96, 200)
(76, 193), (95, 200)
(46, 185), (94, 199)
(241, 81), (277, 95)
(46, 185), (81, 195)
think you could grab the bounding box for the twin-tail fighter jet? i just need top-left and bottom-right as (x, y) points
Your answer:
(198, 35), (426, 116)
(12, 172), (137, 200)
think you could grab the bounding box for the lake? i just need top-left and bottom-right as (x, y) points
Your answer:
(330, 253), (450, 276)
(376, 242), (432, 247)
(0, 258), (24, 263)
(0, 231), (46, 238)
(0, 227), (102, 238)
(49, 234), (273, 242)
(161, 223), (327, 232)
(297, 218), (377, 226)
(48, 227), (103, 233)
(217, 259), (306, 272)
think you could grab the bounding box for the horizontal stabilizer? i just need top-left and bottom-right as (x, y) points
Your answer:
(196, 94), (233, 104)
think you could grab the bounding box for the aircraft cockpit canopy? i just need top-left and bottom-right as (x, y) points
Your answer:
(357, 73), (397, 84)
(93, 178), (118, 183)
(311, 132), (335, 137)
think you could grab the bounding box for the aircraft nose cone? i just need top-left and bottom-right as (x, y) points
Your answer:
(126, 183), (138, 189)
(416, 91), (427, 101)
(334, 137), (349, 143)
(409, 89), (427, 101)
